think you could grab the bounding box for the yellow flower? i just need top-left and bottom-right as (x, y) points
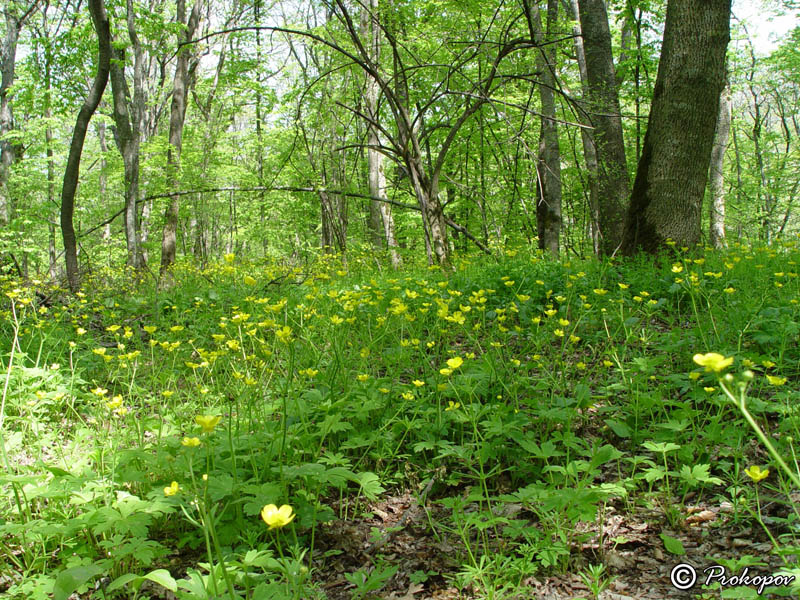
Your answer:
(92, 386), (108, 397)
(412, 380), (425, 387)
(401, 392), (414, 400)
(593, 288), (607, 296)
(143, 325), (157, 334)
(766, 375), (787, 386)
(170, 325), (184, 332)
(76, 327), (87, 335)
(164, 481), (180, 496)
(244, 275), (257, 286)
(224, 253), (235, 264)
(261, 504), (295, 529)
(445, 401), (461, 411)
(195, 415), (221, 433)
(357, 374), (369, 382)
(744, 465), (769, 483)
(439, 368), (453, 376)
(106, 324), (121, 333)
(671, 264), (683, 273)
(182, 437), (201, 447)
(692, 352), (734, 373)
(446, 356), (464, 370)
(275, 326), (292, 343)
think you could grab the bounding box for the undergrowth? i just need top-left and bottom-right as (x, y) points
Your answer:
(1, 241), (799, 599)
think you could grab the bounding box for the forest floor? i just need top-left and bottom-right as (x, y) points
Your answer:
(2, 244), (800, 599)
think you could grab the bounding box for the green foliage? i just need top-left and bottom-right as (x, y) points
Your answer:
(3, 240), (799, 597)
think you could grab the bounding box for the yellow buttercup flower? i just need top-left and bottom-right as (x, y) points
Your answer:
(445, 401), (461, 411)
(164, 481), (180, 496)
(766, 375), (787, 386)
(244, 275), (257, 286)
(261, 504), (295, 529)
(692, 352), (733, 373)
(446, 356), (463, 370)
(182, 436), (201, 447)
(744, 465), (769, 483)
(195, 415), (221, 433)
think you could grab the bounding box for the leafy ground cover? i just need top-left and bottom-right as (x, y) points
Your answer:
(2, 242), (800, 599)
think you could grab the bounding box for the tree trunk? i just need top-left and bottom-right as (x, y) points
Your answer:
(60, 0), (111, 292)
(577, 0), (629, 255)
(159, 0), (201, 279)
(622, 0), (731, 254)
(361, 0), (400, 267)
(0, 3), (34, 226)
(44, 26), (59, 280)
(97, 119), (110, 240)
(568, 0), (600, 255)
(708, 80), (730, 249)
(109, 0), (146, 270)
(525, 0), (561, 255)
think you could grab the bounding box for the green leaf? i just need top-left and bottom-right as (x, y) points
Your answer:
(142, 569), (178, 592)
(355, 472), (385, 500)
(604, 418), (631, 438)
(659, 533), (685, 555)
(53, 564), (104, 600)
(643, 441), (681, 454)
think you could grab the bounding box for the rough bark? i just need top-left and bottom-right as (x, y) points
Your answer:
(60, 0), (111, 292)
(622, 0), (731, 254)
(524, 0), (561, 256)
(159, 0), (201, 279)
(109, 0), (146, 269)
(577, 0), (630, 255)
(708, 80), (730, 249)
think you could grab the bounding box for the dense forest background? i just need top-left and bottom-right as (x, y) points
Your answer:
(0, 0), (797, 281)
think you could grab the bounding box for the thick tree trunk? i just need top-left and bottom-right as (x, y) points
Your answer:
(60, 0), (111, 292)
(159, 0), (201, 279)
(622, 0), (731, 254)
(525, 0), (561, 256)
(709, 80), (730, 249)
(569, 0), (601, 255)
(577, 0), (629, 255)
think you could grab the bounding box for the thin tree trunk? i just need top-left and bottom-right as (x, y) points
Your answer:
(0, 2), (37, 226)
(361, 0), (400, 267)
(97, 120), (110, 240)
(159, 0), (201, 279)
(109, 0), (146, 270)
(525, 0), (561, 255)
(577, 0), (630, 255)
(60, 0), (111, 292)
(44, 24), (58, 279)
(568, 0), (600, 255)
(622, 0), (731, 254)
(708, 80), (730, 249)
